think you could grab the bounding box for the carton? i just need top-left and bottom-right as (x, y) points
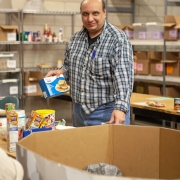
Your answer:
(132, 23), (146, 39)
(146, 22), (164, 40)
(136, 52), (150, 75)
(163, 15), (180, 41)
(16, 125), (180, 180)
(39, 75), (69, 98)
(24, 71), (43, 96)
(116, 25), (134, 39)
(162, 52), (180, 77)
(0, 25), (18, 41)
(165, 86), (180, 98)
(149, 52), (163, 76)
(148, 85), (162, 96)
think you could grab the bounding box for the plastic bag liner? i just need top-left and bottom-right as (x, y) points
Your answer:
(84, 163), (122, 177)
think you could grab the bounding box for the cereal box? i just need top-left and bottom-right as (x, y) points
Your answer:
(6, 110), (18, 152)
(39, 74), (70, 98)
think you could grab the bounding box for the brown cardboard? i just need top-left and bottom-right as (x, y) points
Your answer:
(16, 125), (180, 180)
(162, 52), (180, 77)
(136, 52), (150, 75)
(163, 15), (180, 41)
(165, 86), (180, 98)
(0, 25), (18, 41)
(116, 25), (134, 39)
(133, 55), (137, 75)
(24, 71), (43, 96)
(148, 85), (162, 96)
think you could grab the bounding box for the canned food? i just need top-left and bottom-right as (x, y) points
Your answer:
(174, 98), (180, 110)
(5, 103), (15, 111)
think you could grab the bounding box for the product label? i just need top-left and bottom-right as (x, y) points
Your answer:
(124, 30), (133, 38)
(9, 86), (18, 94)
(7, 33), (16, 41)
(166, 66), (173, 74)
(24, 85), (37, 93)
(153, 32), (164, 39)
(138, 32), (146, 39)
(137, 63), (143, 71)
(169, 30), (178, 38)
(156, 64), (163, 71)
(7, 60), (16, 68)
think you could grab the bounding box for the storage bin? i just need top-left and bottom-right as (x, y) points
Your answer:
(0, 79), (19, 98)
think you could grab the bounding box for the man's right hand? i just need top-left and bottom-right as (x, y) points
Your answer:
(45, 69), (64, 78)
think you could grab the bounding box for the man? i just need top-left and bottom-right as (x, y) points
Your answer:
(45, 0), (134, 127)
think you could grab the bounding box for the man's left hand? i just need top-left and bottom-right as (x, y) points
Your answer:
(108, 110), (125, 124)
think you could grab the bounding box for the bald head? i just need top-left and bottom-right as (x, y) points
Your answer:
(80, 0), (106, 11)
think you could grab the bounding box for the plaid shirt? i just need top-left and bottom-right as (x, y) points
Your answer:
(63, 21), (134, 115)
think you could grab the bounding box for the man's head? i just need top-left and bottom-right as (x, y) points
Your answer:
(80, 0), (106, 38)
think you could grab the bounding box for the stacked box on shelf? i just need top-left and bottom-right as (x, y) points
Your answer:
(163, 15), (180, 41)
(132, 23), (146, 39)
(148, 84), (162, 96)
(116, 25), (133, 39)
(0, 25), (18, 41)
(133, 55), (137, 75)
(0, 52), (16, 70)
(24, 71), (43, 96)
(149, 52), (163, 76)
(162, 52), (180, 77)
(146, 22), (164, 40)
(136, 51), (150, 75)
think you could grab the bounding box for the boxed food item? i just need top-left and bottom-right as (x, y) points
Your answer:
(39, 74), (70, 98)
(24, 71), (43, 96)
(16, 125), (180, 180)
(6, 110), (18, 152)
(0, 25), (18, 41)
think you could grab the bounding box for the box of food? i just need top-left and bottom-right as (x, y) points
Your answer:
(39, 75), (70, 98)
(0, 25), (18, 41)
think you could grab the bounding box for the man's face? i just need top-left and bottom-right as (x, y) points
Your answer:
(81, 0), (106, 36)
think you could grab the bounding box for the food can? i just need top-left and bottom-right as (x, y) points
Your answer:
(5, 103), (15, 111)
(174, 98), (180, 110)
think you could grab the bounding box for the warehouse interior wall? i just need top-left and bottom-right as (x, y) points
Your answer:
(0, 0), (180, 124)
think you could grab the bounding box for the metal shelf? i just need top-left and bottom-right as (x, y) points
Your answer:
(0, 68), (21, 73)
(134, 75), (180, 85)
(24, 67), (59, 71)
(131, 40), (180, 46)
(22, 41), (68, 45)
(0, 9), (19, 13)
(0, 41), (21, 45)
(22, 10), (79, 15)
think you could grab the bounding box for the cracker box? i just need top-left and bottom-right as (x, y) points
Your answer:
(6, 110), (18, 152)
(39, 75), (69, 98)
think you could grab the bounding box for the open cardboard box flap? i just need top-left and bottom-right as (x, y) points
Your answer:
(0, 25), (18, 32)
(163, 15), (180, 27)
(16, 125), (180, 180)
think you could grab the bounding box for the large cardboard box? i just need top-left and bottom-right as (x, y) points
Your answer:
(163, 15), (180, 41)
(16, 125), (180, 180)
(0, 25), (18, 41)
(148, 85), (162, 96)
(24, 71), (43, 96)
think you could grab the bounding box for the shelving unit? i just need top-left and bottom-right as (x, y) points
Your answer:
(20, 10), (79, 107)
(0, 9), (22, 105)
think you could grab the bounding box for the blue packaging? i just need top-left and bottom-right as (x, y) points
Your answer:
(39, 75), (70, 98)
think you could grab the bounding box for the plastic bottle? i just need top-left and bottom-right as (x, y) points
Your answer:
(48, 27), (53, 42)
(58, 28), (63, 42)
(43, 23), (48, 42)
